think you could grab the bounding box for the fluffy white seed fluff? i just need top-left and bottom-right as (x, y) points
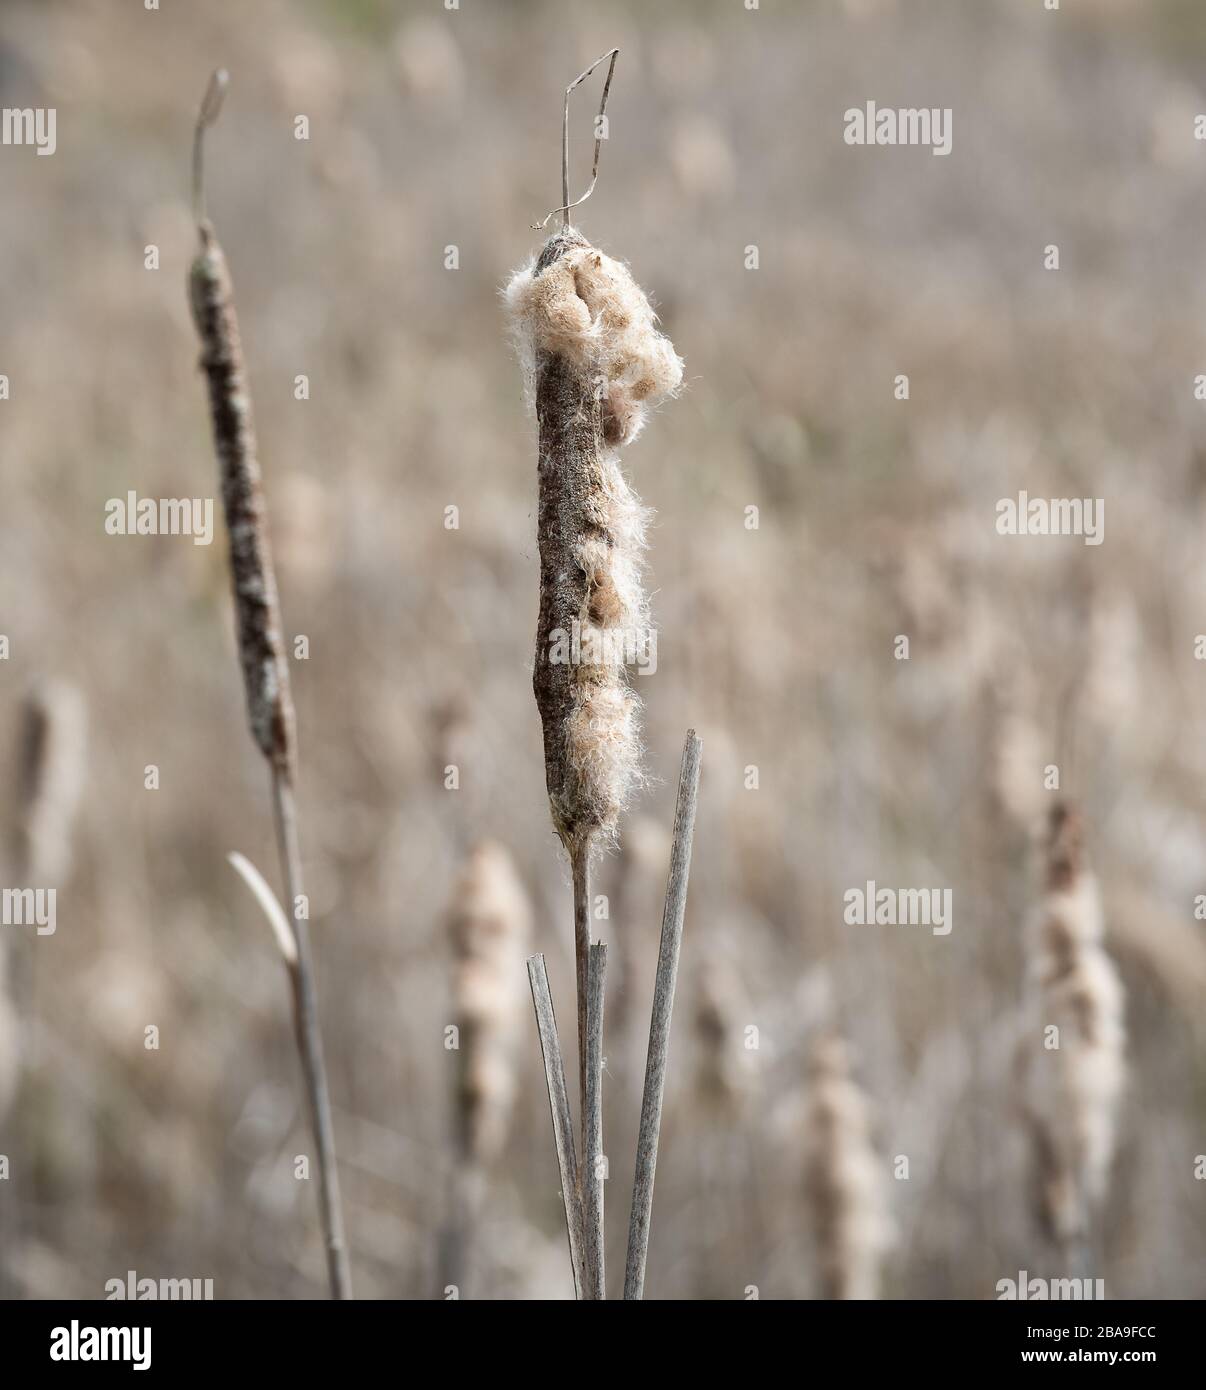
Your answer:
(505, 238), (683, 447)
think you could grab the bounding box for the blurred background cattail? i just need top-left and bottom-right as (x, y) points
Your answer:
(440, 839), (531, 1295)
(6, 678), (88, 1076)
(12, 679), (87, 887)
(686, 953), (760, 1298)
(2, 679), (86, 1296)
(1017, 802), (1126, 1269)
(802, 1034), (892, 1300)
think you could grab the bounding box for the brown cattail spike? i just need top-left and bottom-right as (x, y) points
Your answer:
(508, 229), (682, 856)
(189, 75), (295, 780)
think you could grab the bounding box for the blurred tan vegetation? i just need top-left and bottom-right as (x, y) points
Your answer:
(1, 0), (1206, 1299)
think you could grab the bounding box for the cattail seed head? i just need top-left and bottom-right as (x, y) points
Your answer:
(507, 229), (682, 854)
(190, 221), (295, 778)
(1019, 801), (1126, 1247)
(448, 841), (532, 1166)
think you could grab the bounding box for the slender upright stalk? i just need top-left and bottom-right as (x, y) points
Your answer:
(271, 771), (352, 1300)
(583, 942), (607, 1299)
(189, 69), (351, 1299)
(624, 730), (702, 1300)
(571, 845), (592, 1172)
(527, 954), (586, 1297)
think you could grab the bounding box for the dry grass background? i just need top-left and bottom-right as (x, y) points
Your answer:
(1, 0), (1206, 1298)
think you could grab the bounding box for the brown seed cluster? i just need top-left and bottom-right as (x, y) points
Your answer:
(190, 223), (295, 779)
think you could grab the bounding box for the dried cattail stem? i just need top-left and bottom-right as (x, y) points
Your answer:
(1019, 801), (1125, 1263)
(570, 845), (591, 1169)
(527, 954), (586, 1297)
(271, 772), (351, 1301)
(583, 942), (607, 1299)
(803, 1035), (891, 1301)
(189, 70), (349, 1300)
(624, 729), (702, 1300)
